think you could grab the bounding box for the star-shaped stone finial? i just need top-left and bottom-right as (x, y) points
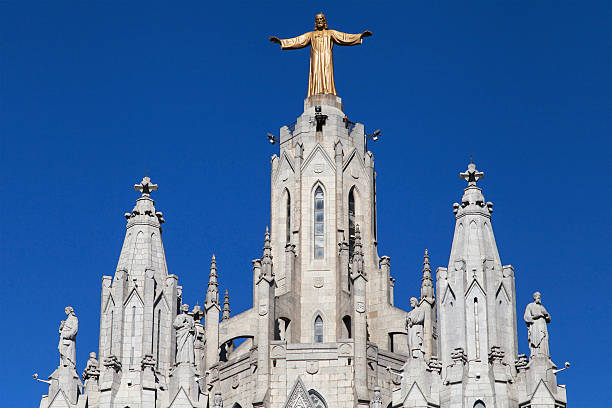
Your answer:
(459, 162), (484, 186)
(134, 176), (158, 196)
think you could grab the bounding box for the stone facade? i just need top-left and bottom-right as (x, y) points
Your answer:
(37, 95), (568, 408)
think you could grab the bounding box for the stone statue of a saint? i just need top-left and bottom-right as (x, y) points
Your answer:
(173, 304), (195, 364)
(82, 352), (100, 383)
(58, 306), (78, 368)
(523, 291), (551, 358)
(406, 297), (425, 359)
(270, 13), (372, 97)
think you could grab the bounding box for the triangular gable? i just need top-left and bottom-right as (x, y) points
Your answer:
(102, 294), (115, 313)
(123, 287), (144, 307)
(441, 283), (456, 306)
(531, 379), (556, 403)
(301, 144), (335, 173)
(154, 292), (170, 311)
(168, 387), (196, 408)
(495, 282), (511, 304)
(403, 382), (428, 406)
(284, 376), (315, 408)
(273, 151), (296, 185)
(48, 388), (71, 408)
(342, 148), (365, 172)
(465, 278), (486, 298)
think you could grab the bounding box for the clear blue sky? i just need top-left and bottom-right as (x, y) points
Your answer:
(1, 2), (610, 406)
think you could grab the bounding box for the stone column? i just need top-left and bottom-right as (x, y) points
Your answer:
(253, 261), (275, 406)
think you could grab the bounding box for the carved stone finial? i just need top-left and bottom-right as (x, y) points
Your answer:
(134, 176), (158, 196)
(261, 227), (274, 281)
(459, 162), (485, 187)
(222, 290), (231, 321)
(206, 254), (219, 307)
(420, 248), (434, 302)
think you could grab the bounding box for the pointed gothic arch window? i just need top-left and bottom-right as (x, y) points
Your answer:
(308, 389), (328, 408)
(348, 187), (356, 259)
(342, 315), (352, 339)
(286, 190), (291, 244)
(314, 315), (324, 343)
(474, 401), (486, 408)
(314, 187), (325, 259)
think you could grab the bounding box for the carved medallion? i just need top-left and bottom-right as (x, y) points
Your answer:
(306, 361), (319, 374)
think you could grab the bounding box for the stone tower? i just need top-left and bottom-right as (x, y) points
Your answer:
(36, 71), (568, 408)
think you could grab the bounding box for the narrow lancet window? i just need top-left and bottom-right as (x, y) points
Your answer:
(286, 191), (291, 244)
(314, 187), (324, 259)
(314, 315), (324, 343)
(348, 188), (356, 259)
(474, 297), (480, 360)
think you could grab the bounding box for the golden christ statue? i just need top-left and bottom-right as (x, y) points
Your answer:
(270, 13), (372, 97)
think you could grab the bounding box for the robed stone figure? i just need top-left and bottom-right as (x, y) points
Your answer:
(523, 291), (552, 358)
(270, 13), (372, 97)
(406, 297), (425, 358)
(173, 304), (195, 364)
(58, 306), (78, 368)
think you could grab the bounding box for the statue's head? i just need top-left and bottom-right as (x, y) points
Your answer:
(533, 291), (541, 304)
(64, 306), (74, 316)
(181, 304), (190, 313)
(315, 13), (328, 30)
(89, 352), (97, 359)
(410, 297), (418, 309)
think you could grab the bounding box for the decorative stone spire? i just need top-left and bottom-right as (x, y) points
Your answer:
(205, 254), (219, 308)
(260, 227), (274, 281)
(221, 290), (231, 321)
(350, 224), (365, 279)
(117, 176), (167, 278)
(420, 249), (434, 303)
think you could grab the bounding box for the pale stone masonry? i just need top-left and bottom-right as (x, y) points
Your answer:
(37, 95), (568, 408)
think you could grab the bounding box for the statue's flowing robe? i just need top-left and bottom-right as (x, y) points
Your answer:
(524, 302), (550, 357)
(280, 29), (363, 97)
(406, 306), (425, 356)
(173, 314), (195, 364)
(59, 314), (78, 368)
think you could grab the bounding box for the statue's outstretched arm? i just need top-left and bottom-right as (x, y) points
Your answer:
(330, 29), (372, 46)
(270, 32), (311, 50)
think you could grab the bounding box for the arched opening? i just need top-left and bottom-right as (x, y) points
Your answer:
(314, 186), (325, 259)
(219, 336), (254, 362)
(274, 317), (291, 341)
(232, 404), (243, 408)
(474, 400), (486, 408)
(286, 190), (291, 244)
(348, 187), (356, 259)
(314, 315), (324, 343)
(342, 315), (352, 339)
(308, 389), (328, 408)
